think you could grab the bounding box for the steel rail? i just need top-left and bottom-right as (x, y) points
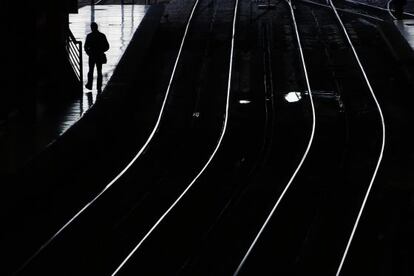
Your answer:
(300, 0), (384, 21)
(111, 0), (240, 274)
(387, 0), (397, 19)
(180, 20), (278, 274)
(261, 22), (277, 166)
(344, 0), (414, 17)
(327, 1), (386, 275)
(14, 0), (201, 273)
(385, 0), (414, 19)
(233, 0), (317, 274)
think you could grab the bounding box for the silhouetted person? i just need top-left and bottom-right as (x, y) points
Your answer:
(84, 22), (109, 93)
(393, 0), (407, 20)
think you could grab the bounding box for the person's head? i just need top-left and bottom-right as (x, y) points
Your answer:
(90, 22), (98, 32)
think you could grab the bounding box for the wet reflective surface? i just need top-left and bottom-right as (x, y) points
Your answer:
(0, 4), (148, 175)
(394, 19), (414, 49)
(69, 4), (149, 122)
(2, 0), (414, 275)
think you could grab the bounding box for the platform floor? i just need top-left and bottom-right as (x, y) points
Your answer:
(0, 4), (148, 174)
(69, 4), (149, 120)
(394, 19), (414, 49)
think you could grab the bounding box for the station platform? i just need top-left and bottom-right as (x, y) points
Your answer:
(394, 19), (414, 49)
(0, 3), (149, 175)
(70, 4), (149, 109)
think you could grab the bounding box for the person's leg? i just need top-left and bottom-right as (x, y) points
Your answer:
(96, 62), (103, 93)
(86, 58), (95, 89)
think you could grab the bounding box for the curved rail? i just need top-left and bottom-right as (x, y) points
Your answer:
(300, 0), (384, 21)
(111, 0), (240, 274)
(16, 0), (201, 273)
(385, 0), (414, 19)
(343, 0), (414, 18)
(233, 0), (317, 274)
(327, 1), (386, 275)
(387, 0), (397, 19)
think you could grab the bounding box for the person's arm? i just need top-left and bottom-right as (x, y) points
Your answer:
(84, 34), (91, 55)
(103, 34), (110, 52)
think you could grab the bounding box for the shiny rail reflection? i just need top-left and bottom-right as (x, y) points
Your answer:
(328, 0), (386, 274)
(15, 4), (150, 273)
(233, 0), (317, 274)
(110, 0), (240, 272)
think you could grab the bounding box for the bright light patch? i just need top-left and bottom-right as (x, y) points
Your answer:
(239, 100), (251, 104)
(284, 92), (302, 103)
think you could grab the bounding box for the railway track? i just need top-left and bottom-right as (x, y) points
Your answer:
(329, 2), (414, 275)
(344, 0), (414, 18)
(150, 1), (317, 274)
(300, 0), (414, 22)
(111, 0), (239, 273)
(5, 0), (413, 275)
(234, 0), (317, 273)
(16, 0), (240, 274)
(231, 0), (385, 275)
(5, 0), (195, 274)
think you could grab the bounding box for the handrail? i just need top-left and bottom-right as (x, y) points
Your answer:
(66, 28), (83, 91)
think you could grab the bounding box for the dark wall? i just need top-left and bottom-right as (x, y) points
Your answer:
(37, 2), (69, 100)
(1, 0), (78, 123)
(1, 1), (36, 122)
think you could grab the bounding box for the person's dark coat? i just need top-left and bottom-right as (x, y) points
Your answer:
(84, 31), (109, 63)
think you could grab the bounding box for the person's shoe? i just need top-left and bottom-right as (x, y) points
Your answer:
(85, 83), (92, 90)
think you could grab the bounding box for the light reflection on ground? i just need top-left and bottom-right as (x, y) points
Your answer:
(69, 4), (148, 119)
(394, 19), (414, 50)
(284, 91), (302, 103)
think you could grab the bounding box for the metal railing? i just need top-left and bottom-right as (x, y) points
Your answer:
(66, 28), (83, 90)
